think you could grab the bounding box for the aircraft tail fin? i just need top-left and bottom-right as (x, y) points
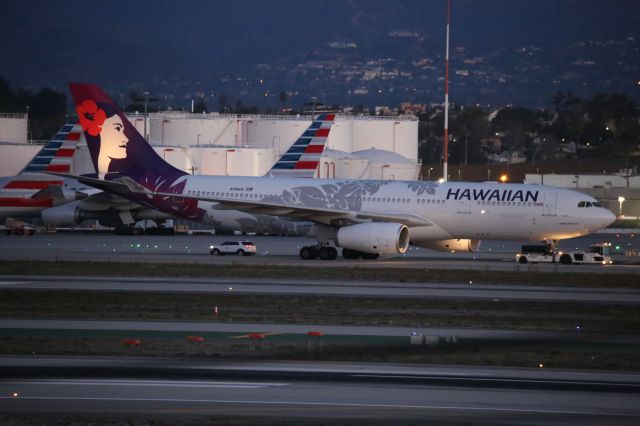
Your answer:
(268, 113), (335, 178)
(20, 121), (82, 174)
(68, 83), (185, 179)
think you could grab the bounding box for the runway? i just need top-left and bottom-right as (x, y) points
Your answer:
(2, 274), (640, 303)
(1, 357), (640, 424)
(1, 232), (639, 273)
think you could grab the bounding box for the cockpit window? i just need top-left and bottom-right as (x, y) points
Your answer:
(578, 201), (602, 207)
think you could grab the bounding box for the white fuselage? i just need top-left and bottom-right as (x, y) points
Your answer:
(177, 176), (616, 242)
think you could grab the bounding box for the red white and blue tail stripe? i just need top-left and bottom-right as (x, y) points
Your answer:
(268, 113), (334, 178)
(21, 122), (83, 174)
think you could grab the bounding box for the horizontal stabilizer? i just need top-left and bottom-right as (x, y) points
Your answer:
(31, 185), (64, 201)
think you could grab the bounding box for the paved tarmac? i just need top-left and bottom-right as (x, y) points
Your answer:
(2, 274), (640, 303)
(1, 232), (639, 273)
(1, 357), (640, 424)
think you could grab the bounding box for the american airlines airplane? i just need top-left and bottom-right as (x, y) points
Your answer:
(58, 83), (616, 260)
(0, 122), (91, 220)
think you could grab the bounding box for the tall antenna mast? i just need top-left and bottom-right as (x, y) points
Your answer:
(442, 0), (451, 182)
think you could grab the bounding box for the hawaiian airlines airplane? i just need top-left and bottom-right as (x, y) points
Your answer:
(59, 83), (616, 260)
(37, 105), (335, 234)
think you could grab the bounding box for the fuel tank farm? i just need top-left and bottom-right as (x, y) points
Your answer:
(127, 112), (420, 178)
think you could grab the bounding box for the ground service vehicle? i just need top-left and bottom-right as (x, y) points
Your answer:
(517, 243), (612, 265)
(2, 218), (36, 236)
(556, 243), (613, 265)
(516, 245), (556, 264)
(210, 241), (257, 256)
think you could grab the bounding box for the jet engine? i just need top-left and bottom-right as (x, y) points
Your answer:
(413, 238), (481, 252)
(41, 203), (86, 226)
(336, 222), (409, 255)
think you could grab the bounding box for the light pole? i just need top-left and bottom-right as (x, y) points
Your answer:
(464, 132), (468, 166)
(25, 106), (30, 142)
(143, 91), (149, 142)
(618, 196), (625, 218)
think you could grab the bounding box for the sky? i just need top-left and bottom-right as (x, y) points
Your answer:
(1, 0), (639, 109)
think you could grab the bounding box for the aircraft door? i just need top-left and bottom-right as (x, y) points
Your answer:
(542, 194), (557, 216)
(457, 199), (471, 214)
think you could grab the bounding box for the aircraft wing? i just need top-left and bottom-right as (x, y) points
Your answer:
(47, 172), (152, 198)
(154, 190), (433, 227)
(48, 172), (433, 227)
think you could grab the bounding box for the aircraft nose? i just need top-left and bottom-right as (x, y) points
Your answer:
(596, 208), (617, 230)
(603, 208), (617, 227)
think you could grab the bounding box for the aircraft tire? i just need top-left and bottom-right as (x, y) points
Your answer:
(319, 246), (338, 260)
(361, 252), (380, 260)
(300, 246), (318, 260)
(342, 248), (361, 259)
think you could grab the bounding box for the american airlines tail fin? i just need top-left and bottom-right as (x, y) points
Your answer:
(68, 83), (185, 179)
(268, 113), (335, 178)
(20, 121), (82, 174)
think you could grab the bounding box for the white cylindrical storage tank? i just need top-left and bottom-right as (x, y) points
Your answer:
(352, 121), (393, 153)
(199, 148), (227, 175)
(392, 120), (418, 161)
(0, 143), (39, 175)
(325, 120), (353, 153)
(151, 146), (190, 172)
(147, 114), (237, 147)
(0, 115), (27, 143)
(246, 119), (310, 155)
(190, 147), (274, 176)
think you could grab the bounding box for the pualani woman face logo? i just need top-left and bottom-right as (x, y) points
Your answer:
(77, 100), (129, 174)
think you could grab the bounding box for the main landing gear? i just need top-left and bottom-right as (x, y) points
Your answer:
(300, 245), (338, 260)
(299, 245), (380, 260)
(342, 248), (379, 260)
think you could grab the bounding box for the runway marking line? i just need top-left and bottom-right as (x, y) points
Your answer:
(2, 379), (288, 389)
(1, 396), (638, 417)
(351, 374), (640, 388)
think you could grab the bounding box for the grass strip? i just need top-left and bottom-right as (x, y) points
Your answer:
(1, 260), (640, 287)
(2, 289), (639, 333)
(1, 335), (638, 371)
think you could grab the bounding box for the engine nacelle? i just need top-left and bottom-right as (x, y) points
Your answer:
(41, 203), (85, 226)
(337, 222), (409, 255)
(413, 238), (481, 252)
